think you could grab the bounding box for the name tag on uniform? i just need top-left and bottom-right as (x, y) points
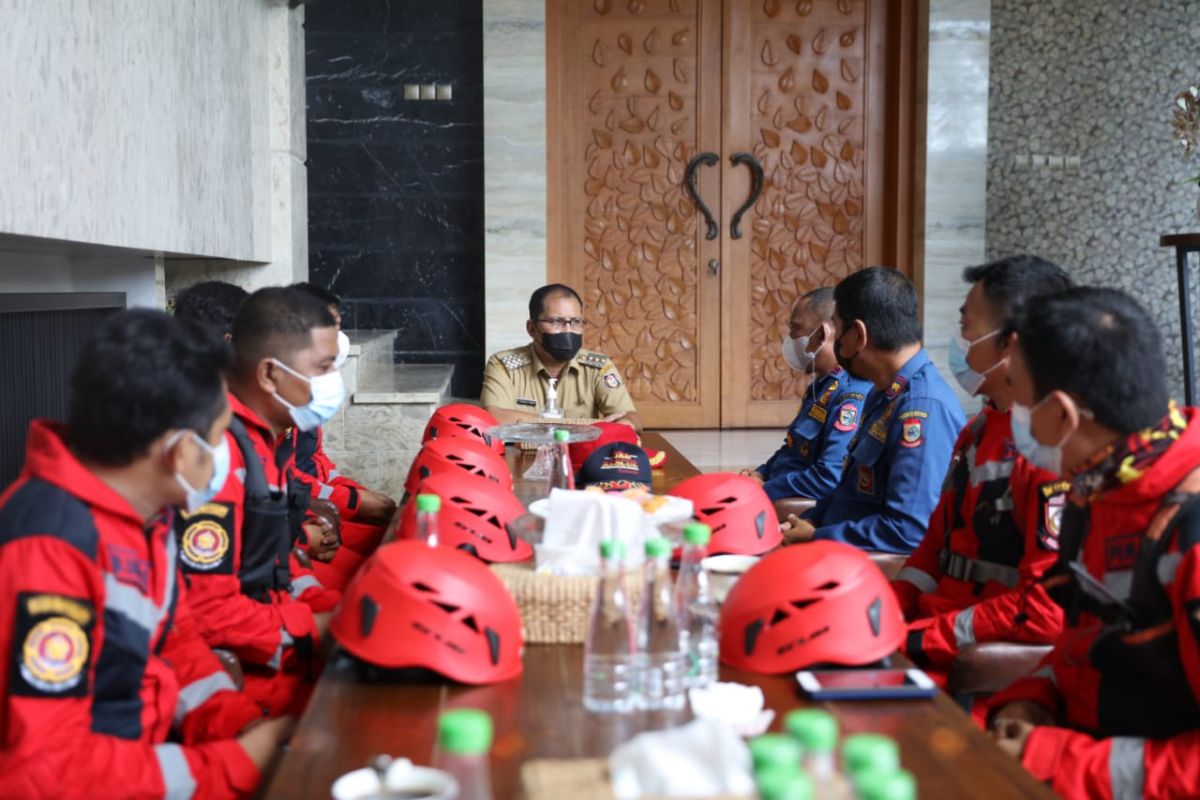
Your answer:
(516, 398), (537, 407)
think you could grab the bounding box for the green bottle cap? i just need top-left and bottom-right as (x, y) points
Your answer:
(644, 537), (672, 558)
(416, 494), (441, 513)
(856, 768), (916, 800)
(436, 708), (493, 755)
(599, 539), (626, 560)
(553, 428), (570, 442)
(842, 733), (900, 778)
(756, 766), (813, 800)
(784, 709), (838, 753)
(748, 734), (803, 772)
(682, 522), (712, 546)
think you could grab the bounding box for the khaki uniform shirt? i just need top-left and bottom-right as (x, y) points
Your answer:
(480, 343), (637, 419)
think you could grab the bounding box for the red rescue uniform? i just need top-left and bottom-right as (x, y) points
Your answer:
(892, 408), (1066, 672)
(987, 406), (1200, 798)
(289, 427), (384, 591)
(0, 421), (263, 799)
(176, 394), (330, 715)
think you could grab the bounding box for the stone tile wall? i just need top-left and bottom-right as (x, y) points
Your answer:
(987, 0), (1200, 400)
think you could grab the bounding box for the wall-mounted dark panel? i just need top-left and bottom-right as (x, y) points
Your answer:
(306, 0), (484, 397)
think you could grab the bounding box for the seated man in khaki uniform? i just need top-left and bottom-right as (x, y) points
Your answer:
(482, 284), (644, 432)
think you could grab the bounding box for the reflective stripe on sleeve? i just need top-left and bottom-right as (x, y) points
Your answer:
(317, 484), (335, 500)
(173, 671), (237, 725)
(155, 743), (197, 800)
(1108, 737), (1146, 800)
(953, 605), (977, 648)
(290, 574), (322, 599)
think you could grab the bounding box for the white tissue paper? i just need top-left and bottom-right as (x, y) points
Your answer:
(535, 489), (647, 576)
(609, 718), (756, 799)
(687, 682), (776, 738)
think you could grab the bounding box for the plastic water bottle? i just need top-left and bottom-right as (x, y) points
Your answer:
(636, 537), (686, 710)
(750, 735), (811, 800)
(785, 709), (841, 799)
(855, 769), (916, 800)
(415, 493), (440, 547)
(675, 522), (719, 688)
(583, 539), (637, 713)
(841, 733), (901, 795)
(432, 708), (494, 800)
(547, 428), (575, 491)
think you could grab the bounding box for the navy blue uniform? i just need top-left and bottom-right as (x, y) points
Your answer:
(807, 350), (965, 553)
(756, 366), (872, 502)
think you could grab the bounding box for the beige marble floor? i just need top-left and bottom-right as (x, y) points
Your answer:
(662, 429), (788, 474)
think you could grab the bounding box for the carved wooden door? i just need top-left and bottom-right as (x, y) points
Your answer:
(548, 0), (922, 429)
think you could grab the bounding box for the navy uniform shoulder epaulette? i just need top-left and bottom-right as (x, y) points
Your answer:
(577, 351), (611, 369)
(497, 349), (532, 371)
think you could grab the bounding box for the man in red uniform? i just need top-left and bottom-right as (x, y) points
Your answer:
(177, 287), (345, 716)
(987, 287), (1200, 797)
(0, 310), (290, 799)
(892, 256), (1070, 679)
(287, 282), (395, 590)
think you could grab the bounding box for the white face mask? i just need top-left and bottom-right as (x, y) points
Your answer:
(170, 431), (230, 514)
(782, 324), (824, 372)
(334, 330), (351, 369)
(270, 358), (346, 432)
(1010, 395), (1088, 476)
(948, 329), (1005, 396)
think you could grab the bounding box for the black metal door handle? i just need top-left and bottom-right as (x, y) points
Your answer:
(683, 152), (720, 240)
(729, 152), (764, 240)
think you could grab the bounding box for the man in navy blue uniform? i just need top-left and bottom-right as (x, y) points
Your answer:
(742, 288), (871, 504)
(783, 267), (965, 553)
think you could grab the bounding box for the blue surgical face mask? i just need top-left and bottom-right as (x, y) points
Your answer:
(173, 431), (230, 514)
(271, 358), (346, 432)
(1010, 397), (1078, 475)
(948, 329), (1005, 396)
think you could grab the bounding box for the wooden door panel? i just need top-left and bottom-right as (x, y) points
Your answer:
(548, 0), (723, 428)
(722, 0), (920, 427)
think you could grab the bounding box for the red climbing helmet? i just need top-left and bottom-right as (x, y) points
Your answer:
(399, 470), (533, 563)
(332, 540), (524, 684)
(667, 473), (782, 555)
(718, 541), (905, 674)
(404, 436), (512, 496)
(423, 403), (505, 457)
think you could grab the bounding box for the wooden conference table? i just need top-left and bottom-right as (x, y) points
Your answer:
(263, 432), (1051, 799)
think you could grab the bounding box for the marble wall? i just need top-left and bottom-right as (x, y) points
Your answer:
(483, 0), (548, 357)
(987, 0), (1200, 400)
(923, 0), (991, 414)
(306, 0), (485, 397)
(0, 1), (308, 304)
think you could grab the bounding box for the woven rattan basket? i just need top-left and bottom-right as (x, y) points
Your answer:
(490, 561), (643, 644)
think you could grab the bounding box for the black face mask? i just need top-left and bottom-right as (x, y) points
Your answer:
(833, 328), (864, 380)
(541, 331), (582, 362)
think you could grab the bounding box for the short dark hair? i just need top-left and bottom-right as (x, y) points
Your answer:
(1013, 287), (1167, 435)
(67, 310), (231, 466)
(529, 284), (583, 321)
(799, 286), (835, 319)
(833, 267), (922, 351)
(962, 255), (1073, 330)
(231, 286), (337, 374)
(173, 281), (248, 337)
(292, 281), (341, 308)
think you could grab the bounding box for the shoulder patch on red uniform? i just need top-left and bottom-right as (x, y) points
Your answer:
(834, 402), (859, 432)
(11, 592), (94, 697)
(177, 502), (235, 574)
(1037, 479), (1070, 551)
